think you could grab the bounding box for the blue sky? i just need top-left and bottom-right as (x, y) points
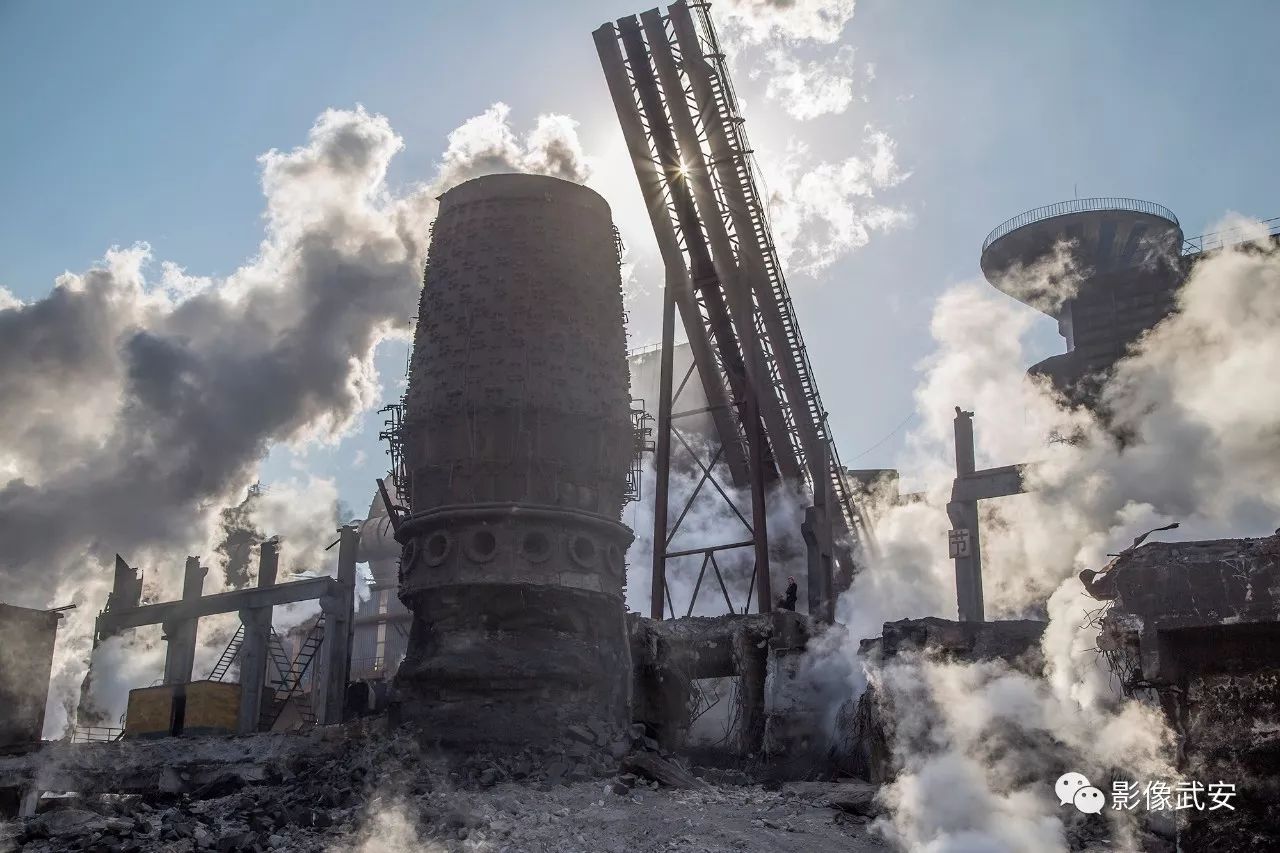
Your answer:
(3, 0), (1279, 514)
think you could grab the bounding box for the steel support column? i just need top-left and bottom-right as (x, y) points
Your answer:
(650, 269), (677, 620)
(802, 441), (835, 623)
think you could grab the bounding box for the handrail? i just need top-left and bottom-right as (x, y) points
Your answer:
(982, 198), (1180, 254)
(1182, 217), (1280, 255)
(70, 725), (124, 743)
(629, 338), (692, 359)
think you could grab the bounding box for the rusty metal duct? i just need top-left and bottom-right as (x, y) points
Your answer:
(394, 173), (634, 745)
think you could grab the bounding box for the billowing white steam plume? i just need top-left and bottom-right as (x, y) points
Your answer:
(836, 229), (1280, 850)
(0, 102), (591, 736)
(624, 447), (808, 618)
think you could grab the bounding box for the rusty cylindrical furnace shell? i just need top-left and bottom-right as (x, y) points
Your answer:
(395, 173), (634, 746)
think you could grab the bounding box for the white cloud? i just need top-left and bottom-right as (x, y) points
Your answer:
(766, 129), (911, 275)
(717, 0), (857, 46)
(761, 46), (857, 120)
(718, 0), (866, 119)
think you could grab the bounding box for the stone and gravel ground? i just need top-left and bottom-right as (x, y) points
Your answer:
(1, 719), (894, 853)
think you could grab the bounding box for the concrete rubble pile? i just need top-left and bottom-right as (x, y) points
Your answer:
(0, 717), (894, 853)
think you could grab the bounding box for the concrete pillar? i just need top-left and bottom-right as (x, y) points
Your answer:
(108, 555), (143, 612)
(18, 785), (39, 818)
(314, 525), (358, 725)
(236, 539), (279, 734)
(803, 442), (835, 623)
(235, 607), (271, 734)
(97, 555), (144, 647)
(732, 624), (769, 757)
(950, 408), (985, 622)
(162, 557), (206, 685)
(953, 408), (976, 478)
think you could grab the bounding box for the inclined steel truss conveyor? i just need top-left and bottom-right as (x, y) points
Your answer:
(594, 1), (874, 602)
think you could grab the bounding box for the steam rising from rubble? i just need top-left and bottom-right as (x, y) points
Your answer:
(330, 798), (438, 853)
(0, 102), (593, 736)
(837, 228), (1280, 850)
(873, 650), (1171, 852)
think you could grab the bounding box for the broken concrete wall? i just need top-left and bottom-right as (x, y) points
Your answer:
(627, 610), (845, 778)
(628, 613), (774, 758)
(0, 604), (62, 751)
(1100, 535), (1280, 850)
(762, 612), (830, 777)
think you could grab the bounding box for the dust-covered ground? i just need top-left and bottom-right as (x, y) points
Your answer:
(1, 719), (893, 853)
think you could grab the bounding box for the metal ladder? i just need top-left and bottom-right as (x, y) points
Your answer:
(207, 624), (244, 681)
(258, 618), (324, 731)
(692, 6), (872, 548)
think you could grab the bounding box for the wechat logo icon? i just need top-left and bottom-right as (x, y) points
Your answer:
(1056, 772), (1106, 814)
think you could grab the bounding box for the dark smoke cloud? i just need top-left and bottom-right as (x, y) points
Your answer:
(0, 102), (592, 734)
(0, 107), (428, 605)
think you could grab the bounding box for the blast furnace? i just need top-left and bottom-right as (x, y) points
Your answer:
(395, 173), (634, 746)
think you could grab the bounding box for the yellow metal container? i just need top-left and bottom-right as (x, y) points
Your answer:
(124, 680), (240, 738)
(182, 680), (240, 736)
(124, 685), (176, 738)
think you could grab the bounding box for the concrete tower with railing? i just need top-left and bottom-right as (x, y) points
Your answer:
(981, 197), (1185, 401)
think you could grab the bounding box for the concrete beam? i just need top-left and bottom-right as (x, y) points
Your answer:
(97, 576), (340, 634)
(951, 464), (1030, 503)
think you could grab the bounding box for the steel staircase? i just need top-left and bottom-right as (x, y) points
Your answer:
(258, 618), (324, 731)
(207, 624), (244, 682)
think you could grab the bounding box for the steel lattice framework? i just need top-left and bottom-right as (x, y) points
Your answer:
(594, 0), (874, 620)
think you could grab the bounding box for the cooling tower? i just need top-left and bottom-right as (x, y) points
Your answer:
(394, 173), (634, 746)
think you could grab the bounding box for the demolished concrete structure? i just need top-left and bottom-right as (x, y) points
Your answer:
(93, 528), (360, 736)
(0, 604), (65, 754)
(1099, 534), (1280, 850)
(352, 486), (411, 683)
